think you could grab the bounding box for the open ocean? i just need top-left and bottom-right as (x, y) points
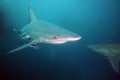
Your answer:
(0, 0), (120, 80)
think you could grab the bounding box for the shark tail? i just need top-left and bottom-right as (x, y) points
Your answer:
(108, 56), (119, 73)
(7, 42), (33, 54)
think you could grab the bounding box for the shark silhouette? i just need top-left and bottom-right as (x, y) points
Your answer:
(87, 43), (120, 73)
(8, 7), (81, 53)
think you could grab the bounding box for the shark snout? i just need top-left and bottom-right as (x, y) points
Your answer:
(67, 36), (81, 41)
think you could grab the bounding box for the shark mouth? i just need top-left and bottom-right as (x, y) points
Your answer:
(66, 37), (81, 41)
(45, 36), (81, 44)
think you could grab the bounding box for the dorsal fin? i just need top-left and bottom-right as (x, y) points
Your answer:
(29, 7), (37, 22)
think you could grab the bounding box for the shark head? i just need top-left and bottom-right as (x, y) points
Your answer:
(41, 28), (81, 44)
(22, 30), (81, 44)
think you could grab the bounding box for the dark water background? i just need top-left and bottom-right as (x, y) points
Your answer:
(0, 0), (120, 80)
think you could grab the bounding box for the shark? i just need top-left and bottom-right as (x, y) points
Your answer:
(8, 7), (81, 54)
(87, 43), (120, 73)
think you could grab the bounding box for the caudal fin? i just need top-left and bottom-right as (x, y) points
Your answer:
(108, 56), (119, 73)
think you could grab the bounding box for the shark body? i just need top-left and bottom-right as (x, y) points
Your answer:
(87, 43), (120, 73)
(8, 7), (81, 53)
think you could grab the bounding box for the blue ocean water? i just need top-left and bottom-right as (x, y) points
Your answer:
(0, 0), (120, 80)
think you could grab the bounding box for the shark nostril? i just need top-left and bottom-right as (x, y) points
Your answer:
(53, 36), (59, 39)
(51, 36), (60, 39)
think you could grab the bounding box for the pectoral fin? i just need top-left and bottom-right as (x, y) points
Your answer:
(7, 42), (33, 54)
(108, 56), (119, 73)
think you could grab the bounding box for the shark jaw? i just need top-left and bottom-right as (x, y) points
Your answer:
(44, 36), (81, 44)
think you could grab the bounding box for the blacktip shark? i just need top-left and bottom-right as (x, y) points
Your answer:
(8, 7), (81, 54)
(87, 43), (120, 73)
